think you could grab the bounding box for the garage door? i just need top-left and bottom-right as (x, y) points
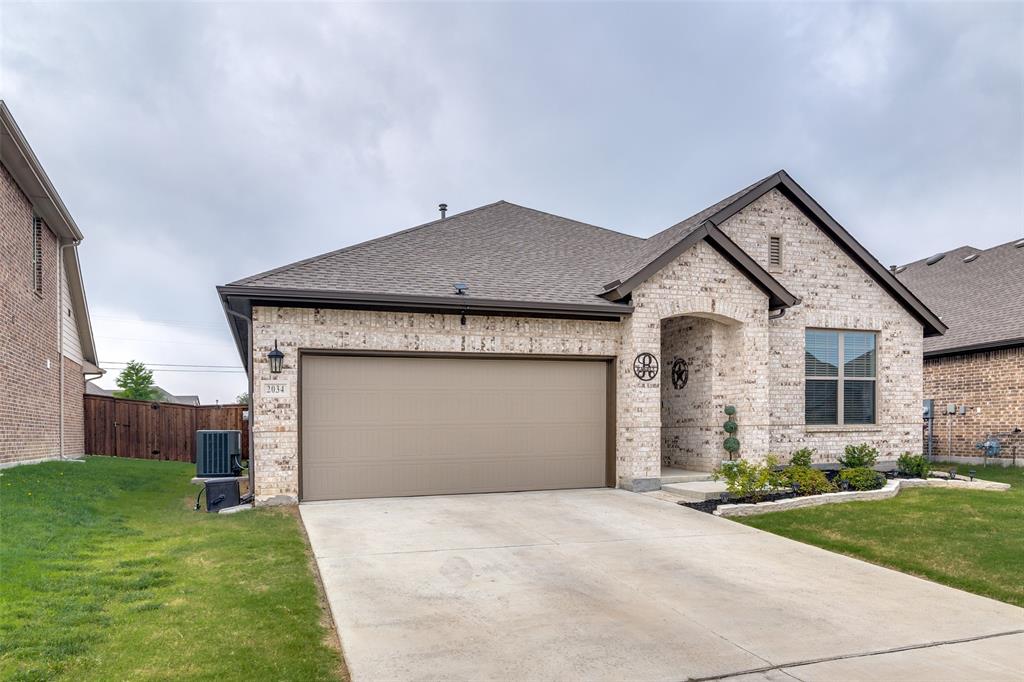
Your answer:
(300, 355), (609, 501)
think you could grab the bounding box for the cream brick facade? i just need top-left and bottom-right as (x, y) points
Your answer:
(249, 190), (925, 503)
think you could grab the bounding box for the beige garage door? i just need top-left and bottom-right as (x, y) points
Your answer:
(300, 355), (609, 501)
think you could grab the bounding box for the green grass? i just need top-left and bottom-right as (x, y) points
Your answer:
(0, 456), (345, 681)
(738, 464), (1024, 607)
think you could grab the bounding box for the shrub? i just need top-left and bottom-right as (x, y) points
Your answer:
(785, 466), (836, 496)
(723, 420), (738, 434)
(838, 467), (886, 491)
(724, 405), (736, 416)
(723, 437), (740, 454)
(839, 443), (878, 469)
(897, 452), (931, 478)
(714, 456), (782, 502)
(789, 447), (815, 468)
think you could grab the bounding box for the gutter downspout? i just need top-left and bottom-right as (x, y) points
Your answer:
(225, 306), (255, 503)
(57, 239), (80, 460)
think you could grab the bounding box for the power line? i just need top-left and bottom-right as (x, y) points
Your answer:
(102, 361), (242, 369)
(95, 335), (234, 347)
(101, 367), (244, 374)
(93, 314), (225, 330)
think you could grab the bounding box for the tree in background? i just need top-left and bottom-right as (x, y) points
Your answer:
(235, 391), (250, 406)
(114, 360), (159, 401)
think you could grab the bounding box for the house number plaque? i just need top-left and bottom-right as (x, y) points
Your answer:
(263, 381), (290, 398)
(633, 353), (659, 381)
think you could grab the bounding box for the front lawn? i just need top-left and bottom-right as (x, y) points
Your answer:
(738, 464), (1024, 607)
(0, 456), (345, 681)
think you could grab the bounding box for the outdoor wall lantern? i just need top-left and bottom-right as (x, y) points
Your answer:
(268, 340), (285, 374)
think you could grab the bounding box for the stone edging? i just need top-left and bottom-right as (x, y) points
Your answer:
(714, 477), (1010, 518)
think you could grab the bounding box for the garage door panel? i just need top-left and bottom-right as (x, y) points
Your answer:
(301, 355), (608, 500)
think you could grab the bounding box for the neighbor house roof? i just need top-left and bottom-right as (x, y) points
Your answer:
(895, 239), (1024, 356)
(219, 169), (945, 365)
(1, 101), (100, 372)
(85, 383), (202, 406)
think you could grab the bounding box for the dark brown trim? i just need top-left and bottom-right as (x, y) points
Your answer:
(300, 348), (617, 362)
(704, 225), (800, 308)
(771, 172), (945, 337)
(296, 349), (617, 500)
(600, 224), (798, 309)
(605, 360), (617, 487)
(603, 170), (946, 337)
(924, 338), (1024, 359)
(219, 284), (632, 318)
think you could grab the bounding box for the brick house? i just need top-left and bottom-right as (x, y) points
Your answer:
(219, 170), (945, 504)
(1, 102), (101, 467)
(896, 240), (1024, 462)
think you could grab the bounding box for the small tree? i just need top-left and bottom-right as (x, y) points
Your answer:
(235, 391), (250, 405)
(114, 360), (159, 401)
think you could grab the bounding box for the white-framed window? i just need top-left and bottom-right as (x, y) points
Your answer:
(32, 216), (43, 296)
(805, 329), (877, 425)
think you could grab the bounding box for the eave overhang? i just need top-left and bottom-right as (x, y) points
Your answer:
(0, 101), (83, 242)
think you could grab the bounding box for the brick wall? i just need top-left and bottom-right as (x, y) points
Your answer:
(0, 163), (62, 465)
(719, 189), (925, 462)
(923, 347), (1024, 459)
(250, 307), (622, 504)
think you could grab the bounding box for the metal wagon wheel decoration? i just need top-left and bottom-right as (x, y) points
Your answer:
(633, 352), (659, 381)
(671, 358), (688, 390)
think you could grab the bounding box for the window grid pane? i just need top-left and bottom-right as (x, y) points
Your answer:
(844, 380), (876, 424)
(805, 330), (839, 377)
(806, 380), (838, 425)
(844, 332), (876, 378)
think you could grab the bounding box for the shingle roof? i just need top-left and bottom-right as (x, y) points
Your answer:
(222, 169), (944, 363)
(231, 201), (642, 309)
(609, 174), (773, 286)
(896, 240), (1024, 355)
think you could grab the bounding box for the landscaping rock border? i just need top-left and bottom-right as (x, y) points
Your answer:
(714, 477), (1010, 518)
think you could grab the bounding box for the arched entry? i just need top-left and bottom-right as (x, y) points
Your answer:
(660, 312), (745, 472)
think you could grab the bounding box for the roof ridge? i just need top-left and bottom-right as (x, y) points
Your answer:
(231, 200), (508, 286)
(498, 200), (642, 241)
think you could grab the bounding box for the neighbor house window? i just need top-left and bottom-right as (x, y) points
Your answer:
(32, 216), (43, 296)
(805, 330), (876, 425)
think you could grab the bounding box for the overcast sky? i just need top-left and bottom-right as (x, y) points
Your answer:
(2, 2), (1021, 403)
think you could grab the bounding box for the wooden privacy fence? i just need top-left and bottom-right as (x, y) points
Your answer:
(84, 395), (249, 462)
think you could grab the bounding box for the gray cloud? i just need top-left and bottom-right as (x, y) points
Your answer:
(2, 1), (1020, 401)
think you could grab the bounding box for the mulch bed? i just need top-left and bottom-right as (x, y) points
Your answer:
(679, 467), (942, 515)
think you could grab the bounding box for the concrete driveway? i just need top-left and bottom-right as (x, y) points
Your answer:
(300, 489), (1024, 681)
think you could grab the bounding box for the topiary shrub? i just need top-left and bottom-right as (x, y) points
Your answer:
(897, 452), (931, 478)
(785, 466), (836, 496)
(789, 447), (815, 468)
(723, 437), (740, 454)
(724, 405), (736, 416)
(723, 420), (738, 434)
(839, 443), (878, 469)
(838, 467), (886, 491)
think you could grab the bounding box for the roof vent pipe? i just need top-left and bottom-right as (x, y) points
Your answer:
(439, 203), (448, 219)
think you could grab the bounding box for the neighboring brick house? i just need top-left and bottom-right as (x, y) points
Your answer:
(896, 241), (1024, 462)
(219, 170), (945, 504)
(1, 102), (101, 467)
